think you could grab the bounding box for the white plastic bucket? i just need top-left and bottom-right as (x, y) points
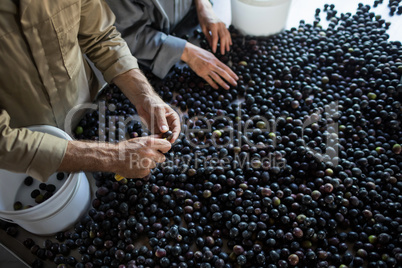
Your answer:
(0, 125), (90, 235)
(231, 0), (292, 36)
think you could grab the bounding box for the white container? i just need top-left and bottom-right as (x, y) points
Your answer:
(231, 0), (292, 36)
(0, 125), (90, 235)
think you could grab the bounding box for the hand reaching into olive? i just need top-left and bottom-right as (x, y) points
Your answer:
(112, 69), (181, 143)
(181, 42), (238, 90)
(195, 0), (232, 55)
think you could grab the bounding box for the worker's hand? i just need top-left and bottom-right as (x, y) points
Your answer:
(181, 42), (238, 90)
(111, 69), (181, 143)
(114, 136), (171, 178)
(195, 0), (232, 54)
(132, 92), (181, 143)
(58, 136), (171, 179)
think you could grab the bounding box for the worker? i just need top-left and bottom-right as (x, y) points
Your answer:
(0, 0), (180, 182)
(105, 0), (239, 90)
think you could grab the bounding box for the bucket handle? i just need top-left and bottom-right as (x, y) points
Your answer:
(0, 216), (15, 223)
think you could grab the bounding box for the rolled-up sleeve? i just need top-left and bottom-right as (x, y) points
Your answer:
(0, 110), (68, 182)
(78, 0), (139, 83)
(106, 0), (187, 79)
(141, 32), (187, 79)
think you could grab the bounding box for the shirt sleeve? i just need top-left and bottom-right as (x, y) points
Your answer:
(78, 0), (139, 83)
(0, 110), (68, 182)
(106, 0), (187, 79)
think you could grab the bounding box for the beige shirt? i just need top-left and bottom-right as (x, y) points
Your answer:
(0, 0), (139, 181)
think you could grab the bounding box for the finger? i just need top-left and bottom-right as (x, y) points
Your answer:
(135, 169), (151, 179)
(203, 74), (219, 89)
(147, 134), (162, 139)
(148, 161), (157, 169)
(135, 137), (170, 151)
(216, 63), (238, 86)
(153, 151), (167, 162)
(211, 30), (219, 54)
(151, 142), (172, 154)
(154, 105), (169, 133)
(151, 132), (172, 141)
(218, 28), (229, 55)
(219, 61), (239, 81)
(139, 157), (157, 169)
(140, 149), (166, 165)
(166, 111), (181, 143)
(202, 26), (212, 48)
(133, 136), (160, 145)
(220, 40), (226, 55)
(226, 32), (232, 52)
(209, 71), (229, 90)
(226, 40), (230, 53)
(146, 138), (172, 152)
(220, 28), (232, 54)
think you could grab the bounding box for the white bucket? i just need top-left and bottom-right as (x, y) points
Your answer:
(231, 0), (292, 36)
(0, 125), (90, 235)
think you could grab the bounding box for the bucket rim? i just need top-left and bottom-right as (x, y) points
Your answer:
(2, 173), (84, 222)
(0, 172), (81, 217)
(233, 0), (291, 7)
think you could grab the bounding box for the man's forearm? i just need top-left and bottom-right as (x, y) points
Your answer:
(58, 141), (118, 174)
(111, 68), (157, 106)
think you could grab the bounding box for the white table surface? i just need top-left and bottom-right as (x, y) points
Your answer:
(214, 0), (402, 42)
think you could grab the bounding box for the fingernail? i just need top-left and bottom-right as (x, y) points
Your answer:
(161, 125), (168, 132)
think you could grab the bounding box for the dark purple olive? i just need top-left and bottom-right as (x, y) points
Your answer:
(24, 176), (34, 186)
(162, 130), (173, 141)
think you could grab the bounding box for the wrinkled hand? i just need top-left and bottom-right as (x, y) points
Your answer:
(115, 137), (171, 178)
(132, 92), (181, 143)
(196, 1), (232, 54)
(112, 69), (181, 143)
(58, 136), (171, 180)
(182, 42), (238, 90)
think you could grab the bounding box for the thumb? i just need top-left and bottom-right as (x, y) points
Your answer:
(202, 25), (212, 48)
(155, 106), (169, 133)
